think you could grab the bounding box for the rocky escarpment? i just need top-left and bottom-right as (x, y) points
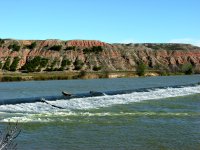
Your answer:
(0, 39), (200, 73)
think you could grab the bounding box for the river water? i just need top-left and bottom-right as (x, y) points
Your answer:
(0, 75), (200, 149)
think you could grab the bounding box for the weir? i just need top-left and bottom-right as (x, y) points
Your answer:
(0, 83), (199, 106)
(0, 92), (105, 106)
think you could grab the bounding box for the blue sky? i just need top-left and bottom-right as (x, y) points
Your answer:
(0, 0), (200, 46)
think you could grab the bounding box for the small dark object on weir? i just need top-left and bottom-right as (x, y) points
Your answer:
(40, 98), (65, 109)
(62, 91), (72, 96)
(89, 91), (104, 96)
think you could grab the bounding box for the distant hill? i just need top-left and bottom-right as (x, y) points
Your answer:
(0, 39), (200, 73)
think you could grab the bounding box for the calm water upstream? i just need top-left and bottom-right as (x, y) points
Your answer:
(0, 75), (200, 150)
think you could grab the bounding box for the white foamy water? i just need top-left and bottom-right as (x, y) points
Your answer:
(2, 111), (199, 123)
(0, 85), (199, 115)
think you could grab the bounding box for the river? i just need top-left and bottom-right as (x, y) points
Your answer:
(0, 75), (200, 149)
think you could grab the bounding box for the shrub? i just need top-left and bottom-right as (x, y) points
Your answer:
(10, 57), (20, 71)
(46, 60), (60, 71)
(8, 43), (21, 52)
(26, 42), (37, 49)
(49, 45), (62, 51)
(0, 39), (4, 43)
(3, 57), (11, 70)
(92, 46), (103, 53)
(21, 57), (40, 72)
(93, 66), (101, 71)
(83, 46), (103, 54)
(22, 56), (49, 72)
(136, 62), (147, 76)
(0, 39), (5, 46)
(159, 69), (170, 76)
(134, 44), (139, 47)
(64, 46), (76, 51)
(99, 70), (109, 78)
(78, 70), (86, 78)
(83, 48), (90, 54)
(74, 59), (84, 70)
(40, 58), (49, 68)
(1, 76), (23, 81)
(49, 60), (57, 70)
(181, 63), (194, 75)
(61, 59), (71, 67)
(59, 59), (71, 70)
(0, 61), (2, 69)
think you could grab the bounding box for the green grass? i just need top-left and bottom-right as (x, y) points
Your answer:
(0, 70), (194, 82)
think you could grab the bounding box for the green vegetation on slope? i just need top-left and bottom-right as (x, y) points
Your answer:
(74, 59), (84, 70)
(136, 62), (147, 76)
(10, 57), (20, 71)
(21, 56), (49, 72)
(49, 45), (62, 51)
(25, 42), (37, 49)
(3, 57), (11, 70)
(83, 46), (103, 54)
(8, 43), (21, 52)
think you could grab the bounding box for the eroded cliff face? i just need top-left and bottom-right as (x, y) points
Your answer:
(0, 39), (200, 73)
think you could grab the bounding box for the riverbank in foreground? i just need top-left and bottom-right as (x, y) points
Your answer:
(0, 70), (190, 82)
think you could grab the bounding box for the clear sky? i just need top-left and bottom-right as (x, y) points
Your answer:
(0, 0), (199, 46)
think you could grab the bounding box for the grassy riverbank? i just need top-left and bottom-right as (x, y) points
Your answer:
(0, 70), (188, 82)
(0, 71), (77, 82)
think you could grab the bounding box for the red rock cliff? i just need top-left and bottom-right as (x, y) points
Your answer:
(67, 40), (109, 47)
(0, 39), (200, 73)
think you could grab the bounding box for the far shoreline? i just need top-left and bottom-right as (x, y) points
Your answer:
(0, 70), (194, 82)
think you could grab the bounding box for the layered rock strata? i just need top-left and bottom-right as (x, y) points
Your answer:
(0, 39), (200, 73)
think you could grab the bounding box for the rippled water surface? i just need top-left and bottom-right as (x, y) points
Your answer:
(0, 75), (200, 150)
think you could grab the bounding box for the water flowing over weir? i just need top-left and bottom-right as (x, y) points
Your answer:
(0, 83), (199, 106)
(0, 83), (200, 112)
